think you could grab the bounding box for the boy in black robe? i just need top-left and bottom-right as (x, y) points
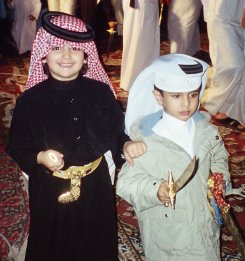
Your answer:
(7, 12), (143, 261)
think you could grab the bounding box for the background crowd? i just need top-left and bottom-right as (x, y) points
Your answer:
(2, 0), (243, 129)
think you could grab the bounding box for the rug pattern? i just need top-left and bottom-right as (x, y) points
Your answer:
(0, 36), (244, 260)
(0, 154), (29, 258)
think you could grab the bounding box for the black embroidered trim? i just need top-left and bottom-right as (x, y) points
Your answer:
(178, 61), (203, 74)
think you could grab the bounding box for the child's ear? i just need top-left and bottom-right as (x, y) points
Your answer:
(152, 89), (164, 106)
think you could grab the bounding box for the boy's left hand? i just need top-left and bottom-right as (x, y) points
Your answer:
(123, 141), (147, 166)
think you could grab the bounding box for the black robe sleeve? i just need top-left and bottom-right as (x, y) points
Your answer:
(7, 94), (42, 175)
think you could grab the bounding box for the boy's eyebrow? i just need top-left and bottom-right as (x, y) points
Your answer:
(168, 92), (181, 95)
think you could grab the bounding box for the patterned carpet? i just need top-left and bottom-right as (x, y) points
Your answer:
(0, 155), (29, 259)
(0, 34), (244, 260)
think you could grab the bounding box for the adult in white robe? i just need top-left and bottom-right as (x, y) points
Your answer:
(202, 0), (245, 126)
(167, 0), (203, 56)
(111, 0), (123, 35)
(120, 0), (160, 91)
(47, 0), (76, 15)
(11, 0), (41, 54)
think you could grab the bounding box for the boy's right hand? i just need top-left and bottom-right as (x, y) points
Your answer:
(37, 150), (64, 172)
(157, 181), (170, 205)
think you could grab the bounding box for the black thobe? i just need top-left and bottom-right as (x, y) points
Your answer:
(7, 76), (129, 261)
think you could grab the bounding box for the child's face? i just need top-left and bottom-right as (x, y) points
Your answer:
(43, 44), (85, 81)
(153, 88), (200, 121)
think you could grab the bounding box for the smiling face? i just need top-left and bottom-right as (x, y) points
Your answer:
(153, 87), (201, 121)
(43, 44), (85, 81)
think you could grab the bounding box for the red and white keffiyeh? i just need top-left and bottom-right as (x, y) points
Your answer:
(25, 13), (115, 94)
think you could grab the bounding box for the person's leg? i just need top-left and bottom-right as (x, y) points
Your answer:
(77, 0), (97, 25)
(111, 0), (123, 35)
(36, 8), (48, 30)
(60, 0), (76, 15)
(47, 0), (60, 11)
(203, 0), (245, 127)
(120, 0), (160, 91)
(168, 0), (202, 55)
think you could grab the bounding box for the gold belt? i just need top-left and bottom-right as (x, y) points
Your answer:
(53, 156), (102, 204)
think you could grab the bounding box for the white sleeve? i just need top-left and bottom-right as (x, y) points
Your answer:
(104, 150), (116, 185)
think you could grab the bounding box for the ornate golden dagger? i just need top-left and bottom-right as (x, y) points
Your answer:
(50, 153), (102, 204)
(166, 156), (198, 209)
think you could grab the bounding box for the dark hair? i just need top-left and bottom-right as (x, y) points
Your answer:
(42, 62), (49, 76)
(154, 84), (202, 95)
(154, 85), (163, 95)
(80, 53), (88, 75)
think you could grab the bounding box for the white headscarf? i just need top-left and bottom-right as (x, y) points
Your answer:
(125, 54), (208, 134)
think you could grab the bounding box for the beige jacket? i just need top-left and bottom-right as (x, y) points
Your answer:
(117, 111), (231, 261)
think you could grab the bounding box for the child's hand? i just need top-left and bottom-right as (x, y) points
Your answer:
(37, 150), (64, 172)
(157, 181), (170, 205)
(123, 141), (147, 166)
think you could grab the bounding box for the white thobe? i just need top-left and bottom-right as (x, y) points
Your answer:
(202, 0), (245, 125)
(168, 0), (203, 56)
(47, 0), (76, 15)
(11, 0), (41, 54)
(120, 0), (160, 91)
